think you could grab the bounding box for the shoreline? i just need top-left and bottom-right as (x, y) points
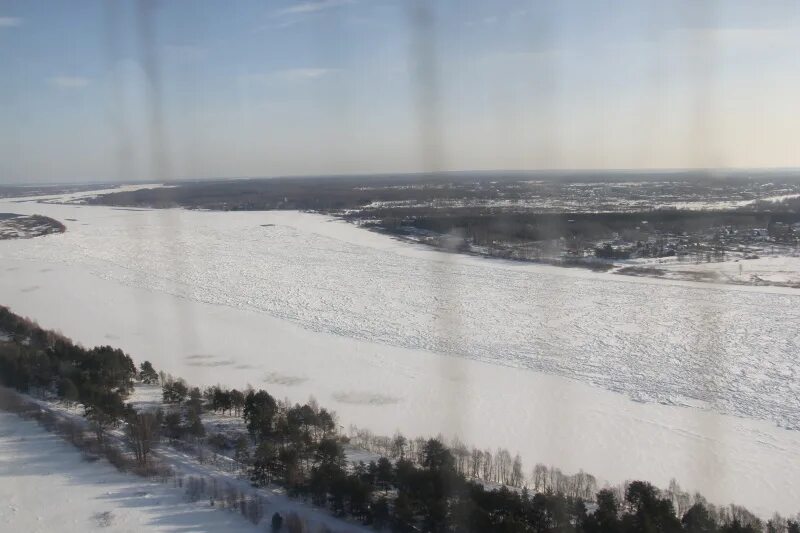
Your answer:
(356, 220), (800, 290)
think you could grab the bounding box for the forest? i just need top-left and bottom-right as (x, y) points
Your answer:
(0, 305), (798, 533)
(0, 213), (66, 240)
(361, 208), (800, 246)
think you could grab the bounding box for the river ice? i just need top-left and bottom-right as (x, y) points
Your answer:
(1, 193), (799, 515)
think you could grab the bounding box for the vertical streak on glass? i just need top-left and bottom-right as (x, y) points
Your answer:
(408, 0), (466, 480)
(135, 0), (196, 366)
(682, 0), (725, 499)
(103, 1), (132, 185)
(136, 0), (170, 183)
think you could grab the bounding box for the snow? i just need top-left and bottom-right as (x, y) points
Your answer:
(0, 412), (261, 532)
(361, 187), (800, 213)
(127, 384), (166, 413)
(646, 256), (800, 286)
(741, 193), (800, 205)
(1, 191), (800, 516)
(617, 253), (800, 287)
(0, 397), (372, 532)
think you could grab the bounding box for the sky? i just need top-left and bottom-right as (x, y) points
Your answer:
(0, 0), (799, 184)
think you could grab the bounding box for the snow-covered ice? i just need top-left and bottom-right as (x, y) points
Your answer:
(1, 193), (800, 516)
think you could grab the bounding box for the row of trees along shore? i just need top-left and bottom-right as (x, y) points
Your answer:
(1, 305), (798, 533)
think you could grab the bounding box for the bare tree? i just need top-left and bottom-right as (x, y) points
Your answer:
(87, 407), (118, 445)
(496, 448), (512, 484)
(392, 432), (407, 459)
(482, 449), (494, 481)
(531, 463), (548, 492)
(470, 448), (482, 479)
(510, 454), (524, 487)
(126, 411), (160, 466)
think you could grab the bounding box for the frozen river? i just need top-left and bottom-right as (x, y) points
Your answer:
(1, 190), (799, 515)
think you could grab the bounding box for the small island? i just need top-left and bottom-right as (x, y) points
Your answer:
(0, 213), (66, 240)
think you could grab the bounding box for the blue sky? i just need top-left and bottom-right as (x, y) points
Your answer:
(1, 0), (799, 183)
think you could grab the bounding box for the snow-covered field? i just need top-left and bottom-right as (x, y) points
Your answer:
(0, 412), (262, 532)
(0, 394), (372, 533)
(627, 255), (800, 287)
(1, 190), (800, 516)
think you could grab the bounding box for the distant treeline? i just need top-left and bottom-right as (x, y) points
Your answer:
(363, 208), (800, 247)
(85, 175), (800, 259)
(86, 175), (511, 211)
(1, 305), (798, 533)
(0, 183), (106, 199)
(85, 174), (800, 218)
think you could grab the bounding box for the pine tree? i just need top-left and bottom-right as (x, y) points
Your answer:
(138, 361), (159, 384)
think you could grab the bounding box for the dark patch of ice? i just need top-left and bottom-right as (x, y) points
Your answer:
(331, 391), (402, 406)
(263, 372), (307, 386)
(187, 358), (236, 368)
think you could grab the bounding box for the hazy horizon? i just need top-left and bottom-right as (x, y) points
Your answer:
(5, 165), (800, 188)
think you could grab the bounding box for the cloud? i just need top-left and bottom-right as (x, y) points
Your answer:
(254, 0), (355, 31)
(163, 44), (207, 63)
(478, 48), (569, 68)
(275, 0), (354, 17)
(276, 68), (338, 81)
(242, 68), (338, 85)
(49, 76), (91, 89)
(669, 27), (798, 50)
(0, 16), (22, 28)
